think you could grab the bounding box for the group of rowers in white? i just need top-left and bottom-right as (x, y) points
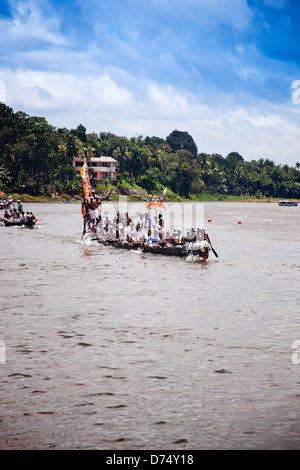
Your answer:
(2, 200), (36, 223)
(85, 193), (212, 258)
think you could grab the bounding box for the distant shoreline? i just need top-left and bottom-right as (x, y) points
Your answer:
(6, 193), (299, 204)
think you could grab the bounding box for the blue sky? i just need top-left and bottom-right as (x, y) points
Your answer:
(0, 0), (300, 165)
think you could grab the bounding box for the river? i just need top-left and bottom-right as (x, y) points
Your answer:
(0, 200), (299, 450)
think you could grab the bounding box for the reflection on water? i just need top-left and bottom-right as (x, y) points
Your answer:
(0, 202), (300, 449)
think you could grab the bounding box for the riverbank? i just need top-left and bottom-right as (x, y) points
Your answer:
(7, 192), (299, 204)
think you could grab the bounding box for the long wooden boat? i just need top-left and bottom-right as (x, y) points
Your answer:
(89, 236), (211, 260)
(278, 200), (298, 206)
(1, 217), (36, 227)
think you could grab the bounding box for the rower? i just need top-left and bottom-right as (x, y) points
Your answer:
(17, 200), (23, 213)
(115, 211), (120, 240)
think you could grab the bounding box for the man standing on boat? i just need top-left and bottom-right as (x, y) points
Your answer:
(17, 200), (23, 214)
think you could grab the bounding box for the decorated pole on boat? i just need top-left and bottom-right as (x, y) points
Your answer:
(80, 153), (91, 239)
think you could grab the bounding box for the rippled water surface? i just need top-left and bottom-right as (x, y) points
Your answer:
(1, 201), (300, 450)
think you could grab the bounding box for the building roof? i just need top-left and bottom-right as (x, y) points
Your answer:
(95, 156), (117, 162)
(74, 155), (117, 162)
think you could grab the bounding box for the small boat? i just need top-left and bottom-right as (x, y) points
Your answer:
(1, 217), (36, 227)
(278, 200), (298, 206)
(142, 187), (167, 203)
(0, 200), (11, 210)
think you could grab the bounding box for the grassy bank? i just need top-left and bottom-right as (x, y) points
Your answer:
(8, 193), (77, 203)
(9, 193), (299, 204)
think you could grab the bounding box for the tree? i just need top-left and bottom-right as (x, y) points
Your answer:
(226, 152), (244, 167)
(71, 124), (87, 143)
(113, 146), (131, 177)
(84, 144), (96, 160)
(166, 130), (198, 157)
(0, 164), (12, 190)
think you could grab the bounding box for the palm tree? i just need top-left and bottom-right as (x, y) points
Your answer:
(113, 146), (131, 177)
(0, 164), (12, 189)
(84, 144), (96, 160)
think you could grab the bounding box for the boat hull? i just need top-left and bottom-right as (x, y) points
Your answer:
(278, 200), (298, 206)
(1, 218), (35, 227)
(94, 238), (207, 259)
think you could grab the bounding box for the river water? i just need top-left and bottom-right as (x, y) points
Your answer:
(0, 200), (299, 450)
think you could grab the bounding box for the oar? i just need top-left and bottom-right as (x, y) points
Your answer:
(210, 245), (219, 258)
(81, 220), (87, 239)
(205, 232), (219, 258)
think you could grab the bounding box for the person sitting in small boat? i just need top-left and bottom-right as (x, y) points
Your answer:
(19, 211), (26, 222)
(4, 210), (11, 219)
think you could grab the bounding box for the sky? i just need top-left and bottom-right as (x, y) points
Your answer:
(0, 0), (300, 166)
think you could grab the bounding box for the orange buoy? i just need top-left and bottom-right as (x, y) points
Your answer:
(208, 219), (212, 222)
(238, 221), (242, 224)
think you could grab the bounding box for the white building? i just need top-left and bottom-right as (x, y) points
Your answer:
(73, 156), (118, 181)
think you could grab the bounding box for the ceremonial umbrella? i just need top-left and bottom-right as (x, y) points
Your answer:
(146, 200), (166, 210)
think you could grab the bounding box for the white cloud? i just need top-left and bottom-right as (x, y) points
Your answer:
(0, 0), (299, 166)
(0, 80), (6, 102)
(0, 0), (68, 48)
(1, 65), (299, 166)
(147, 0), (252, 30)
(263, 0), (287, 9)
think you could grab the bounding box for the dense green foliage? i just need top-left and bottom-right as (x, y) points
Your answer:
(0, 102), (300, 199)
